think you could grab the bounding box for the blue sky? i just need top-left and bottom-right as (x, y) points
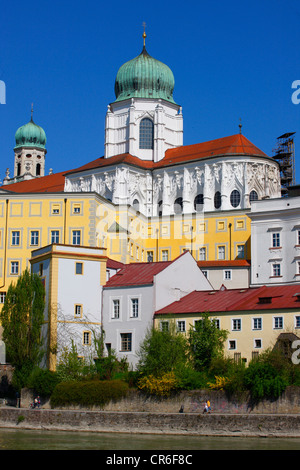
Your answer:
(0, 0), (299, 181)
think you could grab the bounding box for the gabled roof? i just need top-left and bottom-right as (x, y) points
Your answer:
(155, 285), (300, 315)
(104, 260), (173, 288)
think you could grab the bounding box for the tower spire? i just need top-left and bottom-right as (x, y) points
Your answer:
(142, 22), (147, 49)
(31, 102), (34, 122)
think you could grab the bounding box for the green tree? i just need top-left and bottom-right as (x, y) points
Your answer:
(0, 269), (45, 389)
(137, 323), (189, 376)
(188, 312), (228, 371)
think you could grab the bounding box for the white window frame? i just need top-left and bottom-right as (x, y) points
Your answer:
(295, 315), (300, 329)
(160, 320), (169, 332)
(30, 230), (39, 246)
(252, 317), (262, 330)
(11, 230), (20, 246)
(199, 247), (206, 261)
(228, 339), (237, 350)
(111, 298), (121, 319)
(254, 338), (262, 349)
(130, 298), (139, 318)
(120, 332), (132, 352)
(10, 261), (19, 275)
(218, 245), (225, 260)
(223, 270), (232, 280)
(232, 318), (241, 331)
(272, 232), (281, 248)
(273, 316), (283, 329)
(272, 263), (281, 277)
(177, 320), (186, 333)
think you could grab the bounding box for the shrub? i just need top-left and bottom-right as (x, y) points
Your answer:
(244, 360), (288, 400)
(174, 364), (208, 390)
(137, 372), (178, 397)
(27, 367), (61, 397)
(207, 376), (231, 390)
(50, 379), (128, 408)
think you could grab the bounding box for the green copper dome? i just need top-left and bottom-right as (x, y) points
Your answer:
(14, 118), (47, 150)
(114, 46), (176, 104)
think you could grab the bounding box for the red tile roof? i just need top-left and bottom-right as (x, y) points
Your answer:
(197, 260), (251, 268)
(66, 133), (268, 175)
(106, 258), (125, 270)
(1, 133), (268, 194)
(105, 261), (172, 287)
(0, 170), (68, 193)
(155, 285), (300, 315)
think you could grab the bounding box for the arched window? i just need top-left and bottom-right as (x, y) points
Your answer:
(194, 194), (204, 212)
(158, 200), (163, 217)
(214, 191), (221, 209)
(174, 197), (183, 214)
(36, 163), (41, 176)
(132, 199), (140, 211)
(17, 162), (21, 177)
(249, 190), (258, 203)
(139, 118), (154, 149)
(230, 190), (241, 208)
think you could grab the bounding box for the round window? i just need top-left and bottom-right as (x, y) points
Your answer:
(230, 190), (241, 208)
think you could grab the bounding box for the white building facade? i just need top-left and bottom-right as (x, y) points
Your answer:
(249, 196), (300, 286)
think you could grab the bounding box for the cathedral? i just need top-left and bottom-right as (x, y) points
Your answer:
(0, 33), (282, 276)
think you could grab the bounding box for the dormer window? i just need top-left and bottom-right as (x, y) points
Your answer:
(139, 118), (154, 149)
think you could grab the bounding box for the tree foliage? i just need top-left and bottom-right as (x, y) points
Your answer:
(188, 312), (228, 371)
(137, 323), (189, 376)
(0, 269), (45, 388)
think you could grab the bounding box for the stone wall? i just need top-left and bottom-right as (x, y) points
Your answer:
(20, 386), (300, 414)
(0, 408), (300, 437)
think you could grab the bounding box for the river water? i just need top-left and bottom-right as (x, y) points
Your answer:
(0, 428), (299, 450)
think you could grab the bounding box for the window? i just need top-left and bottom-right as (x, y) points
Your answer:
(224, 270), (232, 280)
(273, 316), (283, 329)
(158, 200), (163, 217)
(232, 319), (241, 331)
(174, 197), (183, 214)
(83, 331), (91, 345)
(130, 298), (139, 318)
(237, 245), (245, 259)
(230, 190), (241, 208)
(214, 191), (221, 209)
(272, 263), (281, 277)
(73, 204), (81, 214)
(11, 231), (20, 246)
(72, 230), (81, 245)
(199, 247), (206, 261)
(160, 321), (169, 332)
(52, 204), (60, 214)
(10, 261), (19, 275)
(30, 231), (39, 246)
(253, 318), (262, 330)
(272, 232), (281, 248)
(139, 118), (154, 149)
(295, 316), (300, 329)
(39, 263), (43, 277)
(229, 340), (236, 350)
(297, 230), (300, 246)
(132, 199), (140, 211)
(120, 333), (132, 352)
(36, 163), (41, 176)
(254, 339), (262, 349)
(177, 321), (186, 333)
(202, 270), (208, 278)
(147, 251), (154, 262)
(112, 299), (120, 319)
(194, 194), (204, 212)
(218, 245), (225, 260)
(249, 190), (258, 203)
(161, 250), (169, 261)
(75, 262), (83, 275)
(51, 230), (59, 244)
(0, 292), (6, 303)
(75, 304), (82, 318)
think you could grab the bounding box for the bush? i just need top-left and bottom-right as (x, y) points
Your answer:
(244, 360), (288, 400)
(50, 379), (128, 408)
(174, 364), (208, 390)
(27, 367), (61, 397)
(137, 372), (179, 397)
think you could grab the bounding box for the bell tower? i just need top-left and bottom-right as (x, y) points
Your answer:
(13, 105), (47, 180)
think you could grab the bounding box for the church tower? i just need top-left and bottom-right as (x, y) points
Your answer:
(13, 108), (47, 180)
(104, 30), (183, 162)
